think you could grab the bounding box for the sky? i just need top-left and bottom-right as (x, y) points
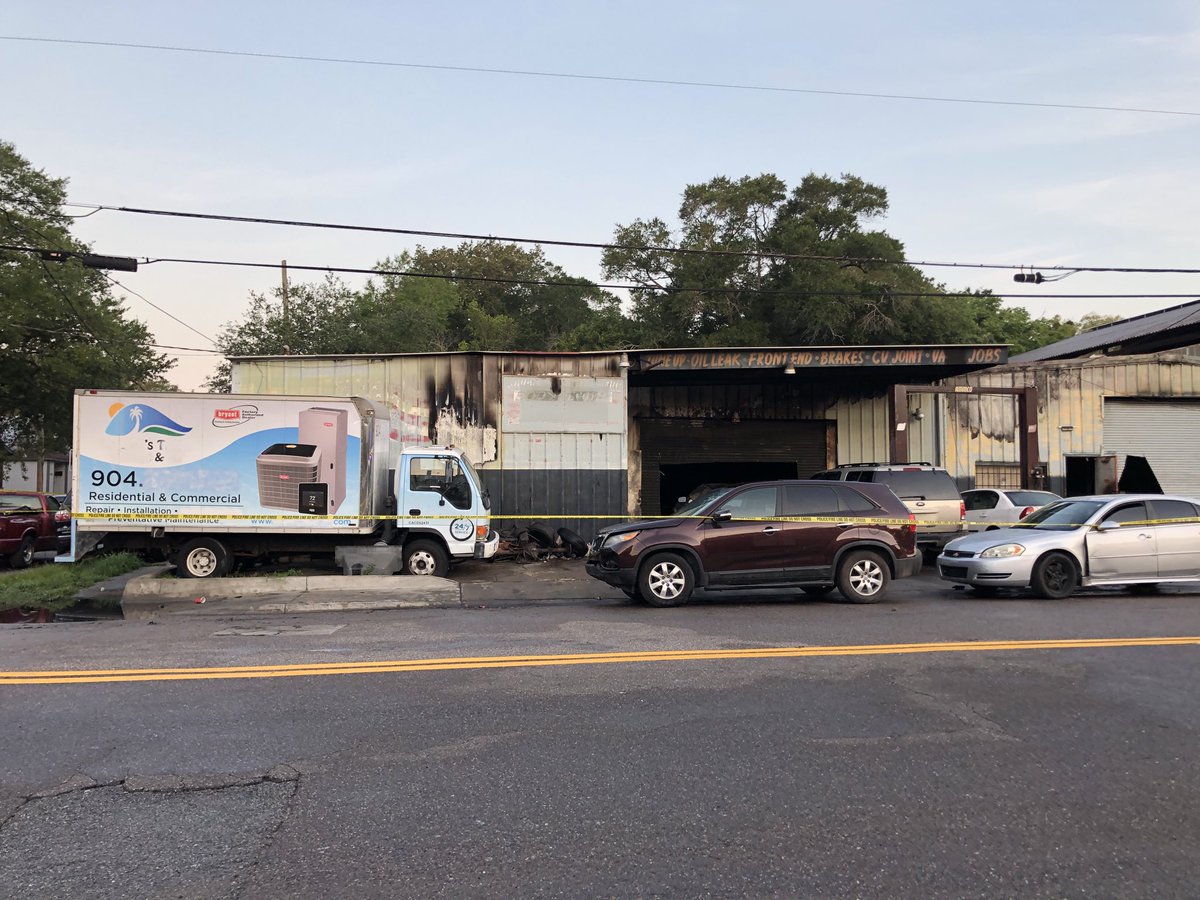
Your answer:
(2, 0), (1199, 390)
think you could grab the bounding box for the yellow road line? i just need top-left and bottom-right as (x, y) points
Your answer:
(1, 636), (1196, 685)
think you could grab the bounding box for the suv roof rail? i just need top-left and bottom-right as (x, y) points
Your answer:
(834, 462), (937, 469)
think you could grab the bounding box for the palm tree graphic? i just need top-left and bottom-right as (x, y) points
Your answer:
(128, 406), (144, 432)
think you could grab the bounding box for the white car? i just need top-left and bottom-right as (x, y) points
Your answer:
(961, 489), (1061, 532)
(937, 494), (1200, 598)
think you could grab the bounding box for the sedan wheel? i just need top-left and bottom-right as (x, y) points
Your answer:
(1030, 551), (1078, 599)
(639, 553), (694, 607)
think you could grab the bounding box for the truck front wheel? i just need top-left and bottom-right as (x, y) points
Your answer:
(403, 539), (449, 577)
(176, 537), (231, 579)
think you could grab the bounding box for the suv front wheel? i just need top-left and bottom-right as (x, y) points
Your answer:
(837, 549), (890, 603)
(639, 553), (694, 607)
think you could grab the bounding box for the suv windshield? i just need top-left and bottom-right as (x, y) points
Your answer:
(1013, 500), (1105, 530)
(676, 486), (733, 518)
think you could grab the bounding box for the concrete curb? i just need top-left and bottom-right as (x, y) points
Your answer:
(120, 572), (461, 618)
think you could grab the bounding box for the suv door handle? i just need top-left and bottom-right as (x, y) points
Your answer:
(761, 526), (781, 534)
(836, 522), (855, 529)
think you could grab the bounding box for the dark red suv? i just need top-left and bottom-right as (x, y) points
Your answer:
(586, 480), (920, 607)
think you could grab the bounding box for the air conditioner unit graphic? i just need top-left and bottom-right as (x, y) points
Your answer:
(256, 443), (322, 511)
(298, 407), (347, 514)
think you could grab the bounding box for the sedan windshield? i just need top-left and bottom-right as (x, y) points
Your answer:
(1012, 499), (1105, 530)
(676, 487), (733, 518)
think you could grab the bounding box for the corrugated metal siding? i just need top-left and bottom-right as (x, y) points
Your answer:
(231, 353), (628, 534)
(936, 354), (1200, 493)
(1103, 399), (1200, 495)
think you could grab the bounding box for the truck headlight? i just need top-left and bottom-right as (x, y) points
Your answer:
(602, 531), (640, 549)
(981, 543), (1025, 558)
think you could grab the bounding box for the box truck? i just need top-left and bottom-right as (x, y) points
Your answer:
(68, 390), (498, 578)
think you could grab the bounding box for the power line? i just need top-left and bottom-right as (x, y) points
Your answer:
(77, 204), (1200, 276)
(0, 223), (216, 344)
(103, 274), (216, 345)
(7, 240), (1198, 300)
(3, 35), (1197, 118)
(1, 320), (223, 354)
(137, 254), (1200, 300)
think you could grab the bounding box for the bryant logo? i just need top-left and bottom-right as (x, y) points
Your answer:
(211, 404), (263, 428)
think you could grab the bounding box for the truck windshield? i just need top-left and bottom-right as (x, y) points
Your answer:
(459, 455), (490, 511)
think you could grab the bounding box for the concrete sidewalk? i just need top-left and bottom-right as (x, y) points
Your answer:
(116, 558), (626, 618)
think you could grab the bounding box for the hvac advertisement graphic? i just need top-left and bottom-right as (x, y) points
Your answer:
(78, 396), (361, 528)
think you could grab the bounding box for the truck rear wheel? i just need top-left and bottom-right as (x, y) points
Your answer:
(403, 539), (449, 577)
(176, 537), (231, 579)
(10, 535), (35, 569)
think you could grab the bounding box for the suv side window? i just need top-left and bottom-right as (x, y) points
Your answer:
(833, 485), (878, 513)
(720, 487), (779, 520)
(782, 485), (840, 517)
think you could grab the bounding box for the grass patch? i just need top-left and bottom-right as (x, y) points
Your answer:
(0, 553), (147, 612)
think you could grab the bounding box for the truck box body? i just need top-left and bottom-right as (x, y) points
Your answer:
(72, 391), (389, 537)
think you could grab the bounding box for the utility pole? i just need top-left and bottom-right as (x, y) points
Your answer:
(281, 260), (292, 355)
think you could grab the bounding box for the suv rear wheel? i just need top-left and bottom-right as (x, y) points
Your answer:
(639, 553), (694, 607)
(837, 550), (890, 603)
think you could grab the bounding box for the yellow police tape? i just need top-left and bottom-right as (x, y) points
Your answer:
(66, 511), (1200, 529)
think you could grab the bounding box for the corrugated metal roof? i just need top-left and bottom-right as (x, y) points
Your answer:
(1010, 299), (1200, 363)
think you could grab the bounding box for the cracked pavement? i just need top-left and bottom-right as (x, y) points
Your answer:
(2, 580), (1200, 897)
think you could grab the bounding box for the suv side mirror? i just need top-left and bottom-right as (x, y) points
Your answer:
(712, 509), (732, 525)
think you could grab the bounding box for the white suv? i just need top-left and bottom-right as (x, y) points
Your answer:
(812, 463), (966, 557)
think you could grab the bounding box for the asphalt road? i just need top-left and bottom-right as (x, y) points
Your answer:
(2, 575), (1199, 899)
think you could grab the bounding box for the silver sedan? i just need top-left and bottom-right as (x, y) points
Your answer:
(937, 494), (1200, 598)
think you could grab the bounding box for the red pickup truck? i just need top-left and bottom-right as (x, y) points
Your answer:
(0, 491), (69, 568)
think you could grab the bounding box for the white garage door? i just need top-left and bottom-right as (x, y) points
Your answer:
(1104, 398), (1200, 495)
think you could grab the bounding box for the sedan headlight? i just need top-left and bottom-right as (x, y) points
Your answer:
(980, 543), (1026, 558)
(602, 531), (640, 549)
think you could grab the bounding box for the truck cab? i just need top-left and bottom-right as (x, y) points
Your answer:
(396, 446), (498, 576)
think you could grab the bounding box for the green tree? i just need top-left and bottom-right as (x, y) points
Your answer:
(603, 172), (1083, 351)
(0, 141), (173, 465)
(205, 275), (361, 391)
(389, 242), (620, 350)
(208, 242), (626, 389)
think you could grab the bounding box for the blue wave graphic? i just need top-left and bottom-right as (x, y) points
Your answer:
(106, 404), (193, 436)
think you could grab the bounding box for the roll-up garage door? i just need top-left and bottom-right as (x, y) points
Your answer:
(638, 418), (832, 516)
(1104, 398), (1200, 495)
